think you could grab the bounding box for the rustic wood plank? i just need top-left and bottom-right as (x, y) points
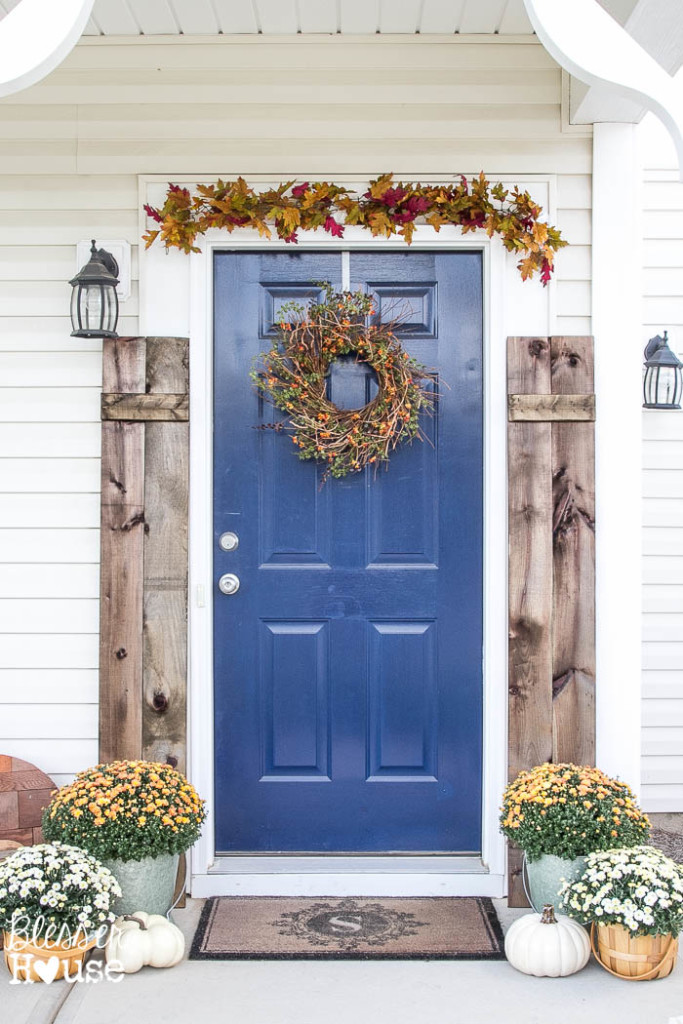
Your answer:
(550, 337), (596, 765)
(507, 336), (554, 907)
(100, 336), (190, 768)
(143, 423), (189, 584)
(142, 419), (189, 771)
(102, 337), (146, 394)
(145, 337), (189, 394)
(508, 393), (595, 421)
(142, 590), (188, 770)
(100, 421), (145, 507)
(100, 336), (146, 764)
(102, 393), (189, 421)
(99, 504), (145, 762)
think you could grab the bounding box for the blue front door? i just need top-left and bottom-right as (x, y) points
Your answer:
(213, 250), (483, 853)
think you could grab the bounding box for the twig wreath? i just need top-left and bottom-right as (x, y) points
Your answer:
(250, 285), (434, 479)
(143, 172), (566, 283)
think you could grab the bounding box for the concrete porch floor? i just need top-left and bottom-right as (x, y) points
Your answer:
(4, 892), (683, 1024)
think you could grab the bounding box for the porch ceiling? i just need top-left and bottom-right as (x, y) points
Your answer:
(0, 0), (536, 37)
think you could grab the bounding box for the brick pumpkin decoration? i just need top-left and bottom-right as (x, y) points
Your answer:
(0, 755), (57, 846)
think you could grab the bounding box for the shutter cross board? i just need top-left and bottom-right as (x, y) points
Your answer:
(507, 394), (596, 421)
(99, 337), (189, 772)
(102, 393), (189, 421)
(507, 336), (596, 906)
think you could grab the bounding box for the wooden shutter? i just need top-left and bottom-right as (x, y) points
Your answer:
(99, 337), (189, 771)
(507, 336), (596, 905)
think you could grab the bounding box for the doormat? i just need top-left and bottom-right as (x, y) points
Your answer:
(652, 826), (683, 863)
(189, 896), (505, 961)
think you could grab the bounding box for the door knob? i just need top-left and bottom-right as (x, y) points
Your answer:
(219, 531), (239, 552)
(218, 573), (240, 595)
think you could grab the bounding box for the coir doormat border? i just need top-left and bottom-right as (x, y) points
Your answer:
(189, 895), (506, 961)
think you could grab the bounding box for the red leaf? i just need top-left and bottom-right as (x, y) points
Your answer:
(323, 215), (344, 238)
(143, 204), (163, 224)
(291, 182), (310, 199)
(380, 187), (408, 207)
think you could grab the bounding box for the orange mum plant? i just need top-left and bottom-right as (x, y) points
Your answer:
(500, 763), (650, 862)
(42, 760), (206, 863)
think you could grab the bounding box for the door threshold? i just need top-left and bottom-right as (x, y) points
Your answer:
(209, 855), (488, 875)
(191, 859), (505, 898)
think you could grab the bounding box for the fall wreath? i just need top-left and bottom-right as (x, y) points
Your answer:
(251, 285), (434, 479)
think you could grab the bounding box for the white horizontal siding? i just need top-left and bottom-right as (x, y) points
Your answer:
(0, 600), (99, 634)
(0, 635), (98, 669)
(0, 669), (97, 704)
(0, 494), (100, 528)
(0, 530), (99, 562)
(0, 34), (590, 785)
(0, 739), (98, 776)
(639, 111), (683, 811)
(0, 565), (99, 599)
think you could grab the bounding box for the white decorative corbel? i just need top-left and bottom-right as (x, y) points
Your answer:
(0, 0), (94, 98)
(524, 0), (683, 180)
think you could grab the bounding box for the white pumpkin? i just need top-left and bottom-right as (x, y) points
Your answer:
(105, 912), (185, 974)
(504, 904), (590, 977)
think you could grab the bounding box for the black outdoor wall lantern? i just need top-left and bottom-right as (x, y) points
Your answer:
(69, 240), (120, 338)
(643, 331), (683, 409)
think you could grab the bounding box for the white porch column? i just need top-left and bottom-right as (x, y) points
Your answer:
(592, 122), (643, 791)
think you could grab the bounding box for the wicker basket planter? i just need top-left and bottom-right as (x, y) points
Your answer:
(3, 932), (96, 982)
(591, 923), (678, 981)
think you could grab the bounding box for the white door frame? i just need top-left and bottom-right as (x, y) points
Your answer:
(139, 175), (557, 897)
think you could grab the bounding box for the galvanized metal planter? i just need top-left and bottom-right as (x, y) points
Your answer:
(525, 853), (587, 913)
(103, 853), (179, 917)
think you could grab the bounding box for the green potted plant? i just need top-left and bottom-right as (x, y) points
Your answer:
(560, 846), (683, 980)
(0, 841), (121, 981)
(42, 760), (206, 916)
(500, 763), (650, 911)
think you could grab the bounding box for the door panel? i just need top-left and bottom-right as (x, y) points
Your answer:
(213, 249), (483, 853)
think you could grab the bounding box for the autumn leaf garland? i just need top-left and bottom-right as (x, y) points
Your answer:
(143, 173), (567, 284)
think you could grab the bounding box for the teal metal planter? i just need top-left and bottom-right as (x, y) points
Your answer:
(525, 853), (587, 913)
(103, 853), (179, 917)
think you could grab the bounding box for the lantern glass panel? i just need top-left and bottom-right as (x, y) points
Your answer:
(643, 364), (683, 408)
(84, 283), (103, 331)
(70, 285), (82, 333)
(661, 366), (679, 406)
(104, 285), (119, 334)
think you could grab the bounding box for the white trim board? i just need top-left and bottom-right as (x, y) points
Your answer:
(140, 178), (554, 898)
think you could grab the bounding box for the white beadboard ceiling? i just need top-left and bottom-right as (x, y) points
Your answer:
(0, 0), (536, 36)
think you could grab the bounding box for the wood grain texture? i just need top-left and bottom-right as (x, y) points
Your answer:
(142, 420), (189, 771)
(507, 337), (554, 907)
(99, 337), (146, 764)
(100, 421), (144, 506)
(508, 393), (595, 421)
(102, 393), (189, 421)
(99, 503), (145, 762)
(550, 337), (595, 765)
(145, 337), (189, 393)
(101, 337), (146, 394)
(507, 337), (554, 775)
(100, 337), (190, 767)
(506, 335), (596, 906)
(142, 590), (187, 770)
